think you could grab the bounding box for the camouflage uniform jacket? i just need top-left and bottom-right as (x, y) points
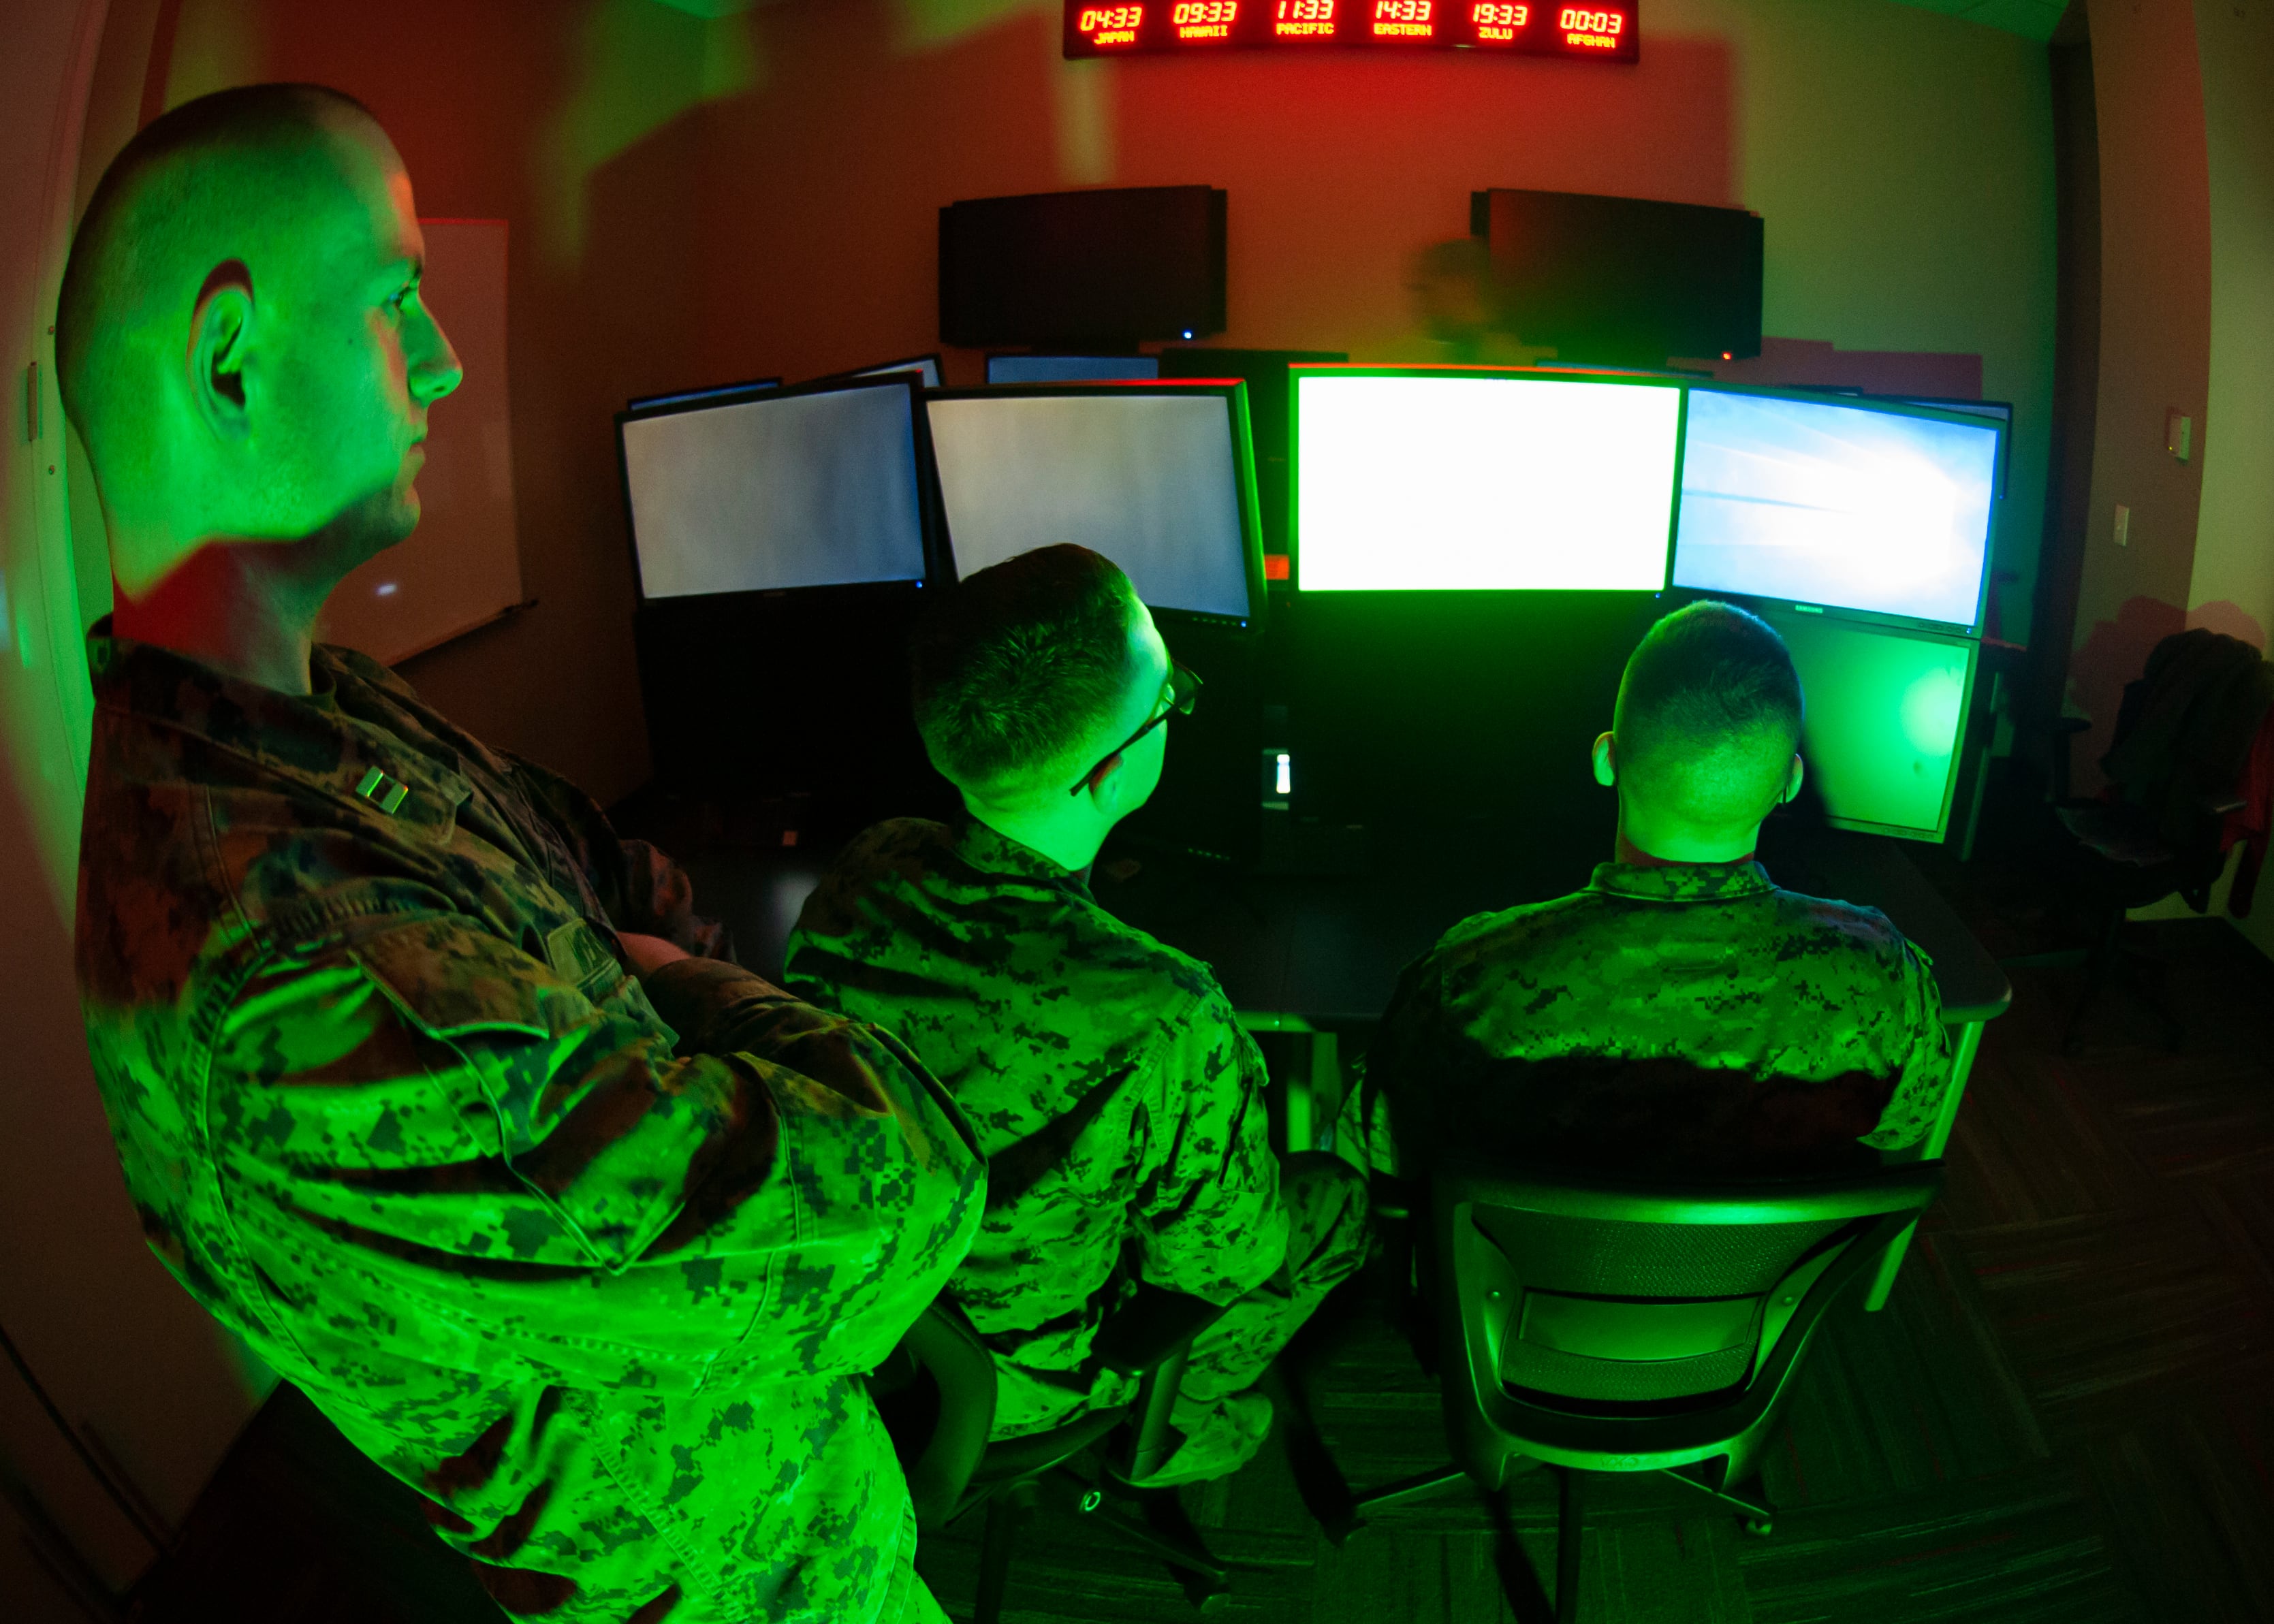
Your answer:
(783, 819), (1286, 1433)
(1370, 858), (1950, 1177)
(75, 630), (984, 1624)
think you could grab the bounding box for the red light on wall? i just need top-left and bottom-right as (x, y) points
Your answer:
(1077, 2), (1146, 44)
(1172, 0), (1238, 36)
(1468, 0), (1527, 41)
(1558, 4), (1622, 46)
(1372, 0), (1434, 39)
(1274, 0), (1336, 36)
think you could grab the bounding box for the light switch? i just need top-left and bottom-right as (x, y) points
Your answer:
(2166, 410), (2192, 462)
(2115, 503), (2130, 547)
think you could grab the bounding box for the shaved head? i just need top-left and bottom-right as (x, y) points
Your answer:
(59, 84), (460, 595)
(1610, 601), (1803, 834)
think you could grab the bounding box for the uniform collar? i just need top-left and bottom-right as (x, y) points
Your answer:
(950, 818), (1094, 893)
(87, 620), (472, 835)
(1588, 857), (1774, 903)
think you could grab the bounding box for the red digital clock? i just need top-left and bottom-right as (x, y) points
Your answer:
(1066, 0), (1635, 56)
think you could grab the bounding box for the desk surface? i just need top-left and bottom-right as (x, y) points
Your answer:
(681, 816), (2010, 1030)
(1098, 820), (2010, 1028)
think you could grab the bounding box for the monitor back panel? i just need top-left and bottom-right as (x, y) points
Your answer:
(986, 354), (1161, 384)
(928, 390), (1254, 622)
(1759, 607), (1977, 842)
(620, 382), (926, 599)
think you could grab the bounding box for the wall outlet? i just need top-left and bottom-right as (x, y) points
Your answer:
(2114, 503), (2130, 547)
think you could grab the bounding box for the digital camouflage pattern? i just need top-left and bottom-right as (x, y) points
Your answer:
(1368, 859), (1951, 1177)
(75, 630), (984, 1624)
(785, 818), (1365, 1480)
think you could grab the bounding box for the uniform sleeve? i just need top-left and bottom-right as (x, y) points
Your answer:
(503, 752), (730, 960)
(205, 912), (981, 1395)
(1130, 997), (1286, 1305)
(1363, 952), (1447, 1166)
(1860, 942), (1953, 1154)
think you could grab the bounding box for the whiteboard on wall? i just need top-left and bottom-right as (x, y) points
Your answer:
(318, 219), (523, 665)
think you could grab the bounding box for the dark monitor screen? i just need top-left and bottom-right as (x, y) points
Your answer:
(617, 377), (928, 599)
(1758, 605), (1977, 842)
(1672, 388), (2002, 629)
(848, 355), (943, 389)
(1293, 368), (1683, 591)
(627, 377), (780, 412)
(987, 353), (1160, 384)
(941, 186), (1227, 347)
(926, 383), (1259, 624)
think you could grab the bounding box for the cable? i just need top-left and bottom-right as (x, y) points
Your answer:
(0, 1314), (168, 1555)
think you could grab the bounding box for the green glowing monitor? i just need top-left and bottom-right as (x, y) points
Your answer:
(1291, 368), (1683, 592)
(1758, 605), (1979, 842)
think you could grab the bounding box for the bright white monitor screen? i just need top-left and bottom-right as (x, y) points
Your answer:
(988, 355), (1160, 384)
(854, 356), (942, 388)
(1295, 375), (1682, 591)
(928, 393), (1251, 620)
(1673, 391), (2000, 627)
(620, 384), (926, 599)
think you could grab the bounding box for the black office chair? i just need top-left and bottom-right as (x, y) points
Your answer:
(2032, 630), (2272, 1051)
(1340, 1160), (1945, 1623)
(872, 1286), (1237, 1623)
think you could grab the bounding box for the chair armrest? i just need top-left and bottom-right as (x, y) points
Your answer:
(1093, 1283), (1231, 1377)
(889, 1298), (997, 1530)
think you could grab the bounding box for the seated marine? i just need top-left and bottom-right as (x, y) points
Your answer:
(1369, 600), (1951, 1178)
(63, 84), (981, 1624)
(786, 544), (1367, 1486)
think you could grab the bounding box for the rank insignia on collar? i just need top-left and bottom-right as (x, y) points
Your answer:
(354, 765), (411, 815)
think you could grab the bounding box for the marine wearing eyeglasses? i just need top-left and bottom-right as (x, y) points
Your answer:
(787, 545), (1367, 1485)
(61, 84), (981, 1624)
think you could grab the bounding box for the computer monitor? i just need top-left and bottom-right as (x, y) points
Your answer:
(1671, 387), (2002, 630)
(925, 382), (1262, 625)
(616, 376), (930, 600)
(1757, 605), (1978, 842)
(1291, 367), (1684, 592)
(840, 354), (943, 389)
(986, 354), (1161, 385)
(1890, 396), (2012, 499)
(626, 377), (780, 412)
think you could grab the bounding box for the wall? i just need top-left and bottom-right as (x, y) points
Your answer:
(2181, 0), (2274, 957)
(1, 0), (260, 1608)
(84, 0), (2058, 813)
(2065, 0), (2214, 769)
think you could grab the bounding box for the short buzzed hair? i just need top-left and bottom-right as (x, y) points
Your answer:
(1615, 601), (1803, 816)
(57, 83), (377, 434)
(911, 545), (1142, 801)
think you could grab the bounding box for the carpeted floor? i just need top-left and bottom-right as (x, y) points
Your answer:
(131, 851), (2274, 1624)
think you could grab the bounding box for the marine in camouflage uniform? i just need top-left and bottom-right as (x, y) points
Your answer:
(76, 629), (985, 1624)
(1368, 855), (1950, 1178)
(785, 818), (1368, 1484)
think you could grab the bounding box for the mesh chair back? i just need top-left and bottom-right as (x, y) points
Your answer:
(1432, 1162), (1942, 1481)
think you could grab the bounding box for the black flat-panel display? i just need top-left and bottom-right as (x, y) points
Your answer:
(926, 383), (1262, 624)
(940, 187), (1227, 347)
(1755, 605), (1978, 843)
(617, 377), (930, 599)
(987, 354), (1161, 384)
(1671, 387), (2003, 631)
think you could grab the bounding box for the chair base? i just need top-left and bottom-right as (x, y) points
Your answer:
(1342, 1459), (1776, 1623)
(964, 1458), (1231, 1624)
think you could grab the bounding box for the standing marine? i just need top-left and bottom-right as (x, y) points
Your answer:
(61, 84), (981, 1624)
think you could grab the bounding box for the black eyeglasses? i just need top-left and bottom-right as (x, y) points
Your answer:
(1069, 662), (1202, 797)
